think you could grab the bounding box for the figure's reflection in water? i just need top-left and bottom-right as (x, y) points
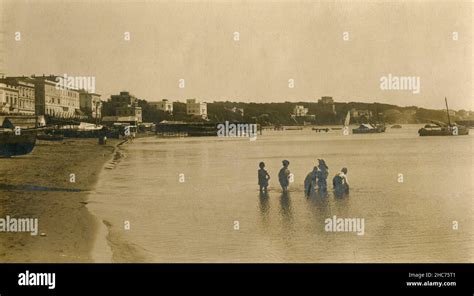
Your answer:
(279, 191), (292, 222)
(308, 192), (330, 213)
(334, 188), (349, 199)
(306, 190), (331, 235)
(259, 191), (270, 218)
(317, 188), (328, 198)
(333, 190), (351, 216)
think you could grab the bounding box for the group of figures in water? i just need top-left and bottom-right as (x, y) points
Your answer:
(258, 159), (349, 198)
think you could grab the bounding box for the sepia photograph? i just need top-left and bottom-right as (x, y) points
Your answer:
(0, 0), (472, 293)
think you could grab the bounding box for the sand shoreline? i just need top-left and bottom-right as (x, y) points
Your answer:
(87, 140), (127, 263)
(0, 138), (121, 262)
(86, 139), (151, 263)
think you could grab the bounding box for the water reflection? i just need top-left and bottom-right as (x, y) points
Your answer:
(333, 190), (351, 217)
(258, 191), (270, 219)
(279, 191), (292, 221)
(317, 189), (328, 198)
(307, 192), (330, 235)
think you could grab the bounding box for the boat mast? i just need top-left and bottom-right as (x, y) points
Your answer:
(445, 97), (451, 126)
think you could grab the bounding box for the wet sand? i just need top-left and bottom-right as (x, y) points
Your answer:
(0, 138), (120, 262)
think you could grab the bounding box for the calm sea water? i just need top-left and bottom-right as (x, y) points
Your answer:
(88, 125), (473, 262)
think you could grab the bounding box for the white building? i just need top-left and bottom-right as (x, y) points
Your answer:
(293, 105), (309, 117)
(79, 90), (102, 119)
(150, 99), (173, 114)
(0, 83), (19, 114)
(29, 75), (81, 118)
(186, 99), (207, 119)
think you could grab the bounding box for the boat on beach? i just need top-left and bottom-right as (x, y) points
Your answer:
(0, 116), (44, 157)
(0, 129), (37, 157)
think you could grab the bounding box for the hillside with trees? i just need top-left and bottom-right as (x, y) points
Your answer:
(102, 99), (472, 126)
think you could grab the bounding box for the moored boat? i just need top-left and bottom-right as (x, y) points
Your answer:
(418, 98), (469, 136)
(0, 129), (37, 157)
(352, 123), (386, 134)
(418, 122), (468, 136)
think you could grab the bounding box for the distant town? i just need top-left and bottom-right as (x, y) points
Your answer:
(1, 74), (473, 127)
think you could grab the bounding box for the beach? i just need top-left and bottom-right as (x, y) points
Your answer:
(0, 138), (120, 262)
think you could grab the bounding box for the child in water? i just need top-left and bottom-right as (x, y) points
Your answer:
(333, 167), (349, 196)
(278, 160), (291, 192)
(258, 162), (270, 192)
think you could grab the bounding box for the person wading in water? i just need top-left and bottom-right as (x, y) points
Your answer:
(278, 160), (291, 192)
(258, 162), (270, 193)
(333, 167), (349, 197)
(316, 159), (329, 194)
(304, 166), (318, 197)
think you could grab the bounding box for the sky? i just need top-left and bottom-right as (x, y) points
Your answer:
(1, 0), (472, 110)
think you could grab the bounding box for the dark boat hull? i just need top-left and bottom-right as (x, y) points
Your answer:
(418, 127), (469, 136)
(0, 132), (37, 157)
(352, 127), (386, 134)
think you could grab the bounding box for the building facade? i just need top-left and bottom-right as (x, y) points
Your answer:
(186, 99), (207, 119)
(319, 96), (334, 104)
(293, 105), (309, 117)
(79, 90), (102, 119)
(0, 83), (19, 114)
(150, 99), (173, 114)
(318, 96), (336, 114)
(0, 77), (35, 115)
(110, 91), (142, 123)
(30, 75), (81, 118)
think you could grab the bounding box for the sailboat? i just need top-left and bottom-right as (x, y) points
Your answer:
(330, 111), (351, 131)
(344, 111), (350, 128)
(418, 98), (469, 136)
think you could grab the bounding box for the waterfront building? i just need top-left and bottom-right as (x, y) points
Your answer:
(0, 83), (19, 114)
(30, 75), (81, 118)
(0, 77), (35, 115)
(110, 91), (142, 123)
(79, 90), (102, 119)
(186, 99), (207, 119)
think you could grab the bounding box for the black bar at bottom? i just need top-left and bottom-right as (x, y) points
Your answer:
(0, 264), (471, 295)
